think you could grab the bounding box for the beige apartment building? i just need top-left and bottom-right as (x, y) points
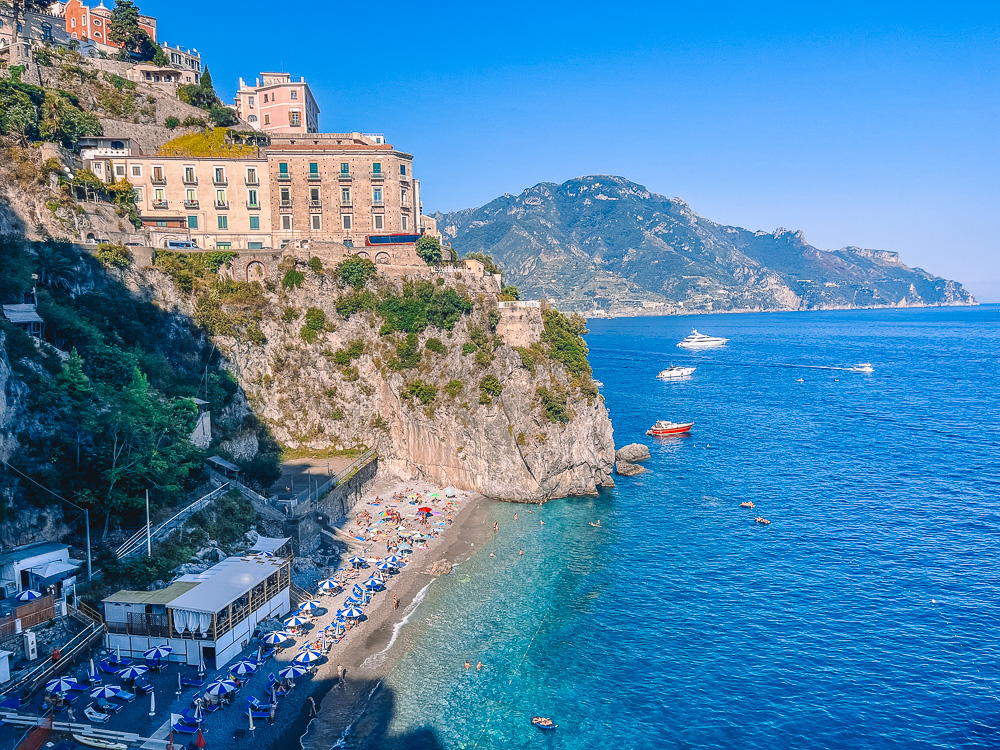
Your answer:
(86, 154), (273, 249)
(265, 133), (420, 248)
(235, 73), (320, 135)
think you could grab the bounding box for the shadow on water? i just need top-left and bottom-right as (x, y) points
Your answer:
(298, 675), (445, 750)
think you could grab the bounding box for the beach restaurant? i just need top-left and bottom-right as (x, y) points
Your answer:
(102, 552), (291, 670)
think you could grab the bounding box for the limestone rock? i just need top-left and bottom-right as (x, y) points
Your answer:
(615, 443), (650, 462)
(174, 562), (210, 576)
(615, 460), (648, 477)
(430, 559), (452, 576)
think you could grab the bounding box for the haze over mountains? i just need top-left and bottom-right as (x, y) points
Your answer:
(436, 176), (975, 316)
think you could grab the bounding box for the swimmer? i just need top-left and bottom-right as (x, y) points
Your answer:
(476, 661), (483, 671)
(464, 660), (471, 670)
(519, 549), (524, 556)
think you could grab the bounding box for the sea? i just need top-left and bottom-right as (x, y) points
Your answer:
(328, 305), (1000, 750)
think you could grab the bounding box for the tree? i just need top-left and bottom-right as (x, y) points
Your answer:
(415, 235), (442, 265)
(336, 256), (377, 289)
(35, 243), (76, 291)
(152, 42), (169, 66)
(108, 0), (150, 59)
(208, 104), (238, 127)
(501, 285), (520, 301)
(177, 67), (221, 110)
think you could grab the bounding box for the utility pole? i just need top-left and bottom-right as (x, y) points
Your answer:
(84, 508), (92, 581)
(146, 490), (152, 556)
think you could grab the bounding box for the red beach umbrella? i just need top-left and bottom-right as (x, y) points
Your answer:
(195, 728), (206, 748)
(417, 507), (432, 513)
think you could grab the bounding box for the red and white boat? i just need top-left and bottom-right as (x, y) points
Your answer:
(646, 420), (694, 436)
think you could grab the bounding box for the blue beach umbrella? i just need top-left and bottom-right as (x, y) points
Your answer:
(363, 578), (384, 590)
(144, 645), (172, 660)
(348, 556), (365, 567)
(205, 679), (238, 696)
(298, 599), (321, 611)
(317, 579), (339, 591)
(46, 677), (82, 693)
(90, 685), (121, 699)
(376, 560), (395, 571)
(230, 660), (258, 676)
(284, 615), (309, 628)
(117, 665), (148, 681)
(385, 555), (403, 565)
(262, 631), (290, 646)
(341, 607), (364, 619)
(278, 665), (307, 680)
(16, 589), (42, 602)
(293, 649), (322, 664)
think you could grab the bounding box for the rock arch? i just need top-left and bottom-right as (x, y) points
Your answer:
(246, 260), (267, 282)
(375, 251), (391, 265)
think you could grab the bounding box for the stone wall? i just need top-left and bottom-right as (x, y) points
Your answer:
(283, 458), (378, 555)
(496, 305), (543, 348)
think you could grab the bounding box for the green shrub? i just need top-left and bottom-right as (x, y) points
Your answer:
(336, 255), (377, 289)
(330, 408), (345, 420)
(377, 282), (473, 334)
(391, 332), (421, 370)
(94, 242), (132, 268)
(282, 268), (305, 290)
(181, 115), (206, 128)
(402, 379), (437, 405)
(164, 116), (180, 129)
(425, 337), (446, 355)
(308, 256), (324, 275)
(281, 306), (298, 322)
(541, 309), (592, 381)
(479, 374), (502, 405)
(444, 379), (463, 397)
(342, 365), (359, 382)
(332, 340), (364, 365)
(488, 310), (501, 333)
(304, 306), (326, 331)
(475, 349), (493, 367)
(415, 235), (442, 264)
(514, 346), (537, 372)
(462, 342), (477, 356)
(335, 290), (378, 318)
(300, 325), (318, 343)
(245, 322), (265, 345)
(208, 104), (239, 127)
(537, 385), (570, 424)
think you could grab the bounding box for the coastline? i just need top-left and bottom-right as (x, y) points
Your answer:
(583, 299), (980, 320)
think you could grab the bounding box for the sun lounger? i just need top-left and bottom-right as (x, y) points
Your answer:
(99, 660), (118, 675)
(249, 707), (270, 720)
(134, 679), (153, 695)
(204, 701), (222, 714)
(112, 687), (135, 702)
(172, 722), (199, 734)
(94, 697), (120, 714)
(180, 674), (205, 687)
(85, 706), (111, 723)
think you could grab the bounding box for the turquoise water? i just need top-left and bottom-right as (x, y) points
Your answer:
(335, 306), (1000, 749)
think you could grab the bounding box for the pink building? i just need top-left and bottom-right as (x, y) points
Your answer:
(235, 72), (320, 135)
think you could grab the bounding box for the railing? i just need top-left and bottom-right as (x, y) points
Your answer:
(183, 200), (199, 209)
(152, 200), (169, 208)
(340, 200), (353, 208)
(247, 201), (260, 209)
(370, 171), (385, 179)
(309, 200), (322, 209)
(245, 177), (260, 186)
(182, 177), (198, 185)
(115, 485), (230, 560)
(372, 199), (384, 207)
(215, 201), (229, 210)
(151, 176), (166, 185)
(279, 200), (293, 210)
(284, 448), (377, 517)
(277, 172), (291, 181)
(338, 172), (352, 181)
(307, 173), (321, 181)
(3, 617), (105, 697)
(498, 300), (541, 309)
(213, 178), (228, 186)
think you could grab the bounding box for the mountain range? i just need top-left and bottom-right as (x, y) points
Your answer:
(435, 176), (975, 316)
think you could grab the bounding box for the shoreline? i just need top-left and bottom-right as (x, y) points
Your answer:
(582, 299), (980, 320)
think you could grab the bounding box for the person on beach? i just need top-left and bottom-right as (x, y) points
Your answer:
(514, 513), (518, 521)
(393, 593), (398, 610)
(519, 549), (524, 556)
(308, 697), (318, 717)
(337, 665), (346, 685)
(493, 521), (499, 532)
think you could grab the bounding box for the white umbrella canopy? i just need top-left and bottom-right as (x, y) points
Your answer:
(230, 660), (258, 676)
(16, 589), (42, 602)
(90, 685), (121, 699)
(117, 665), (148, 681)
(46, 677), (82, 693)
(278, 665), (307, 679)
(144, 645), (172, 660)
(262, 631), (290, 645)
(205, 679), (238, 696)
(292, 649), (322, 664)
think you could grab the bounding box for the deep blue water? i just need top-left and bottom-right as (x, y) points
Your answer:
(340, 306), (1000, 749)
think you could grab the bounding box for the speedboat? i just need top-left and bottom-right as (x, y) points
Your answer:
(849, 363), (874, 374)
(677, 330), (728, 349)
(657, 365), (696, 379)
(646, 420), (694, 436)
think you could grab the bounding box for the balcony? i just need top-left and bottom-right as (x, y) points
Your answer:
(151, 176), (166, 185)
(182, 175), (198, 186)
(372, 199), (384, 207)
(370, 171), (385, 180)
(279, 200), (293, 211)
(183, 199), (199, 209)
(213, 177), (228, 186)
(152, 199), (169, 209)
(340, 200), (353, 208)
(399, 174), (411, 183)
(245, 177), (260, 186)
(215, 201), (229, 210)
(277, 172), (292, 182)
(338, 172), (353, 181)
(246, 201), (260, 210)
(307, 172), (321, 181)
(309, 200), (322, 210)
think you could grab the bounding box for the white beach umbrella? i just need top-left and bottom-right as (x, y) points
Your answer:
(341, 606), (364, 619)
(90, 685), (121, 699)
(117, 665), (148, 681)
(317, 579), (339, 591)
(292, 649), (322, 664)
(16, 589), (42, 602)
(144, 645), (172, 660)
(46, 677), (82, 693)
(262, 631), (290, 646)
(230, 660), (258, 676)
(205, 679), (237, 696)
(284, 615), (309, 628)
(297, 599), (321, 611)
(278, 665), (307, 680)
(348, 556), (365, 567)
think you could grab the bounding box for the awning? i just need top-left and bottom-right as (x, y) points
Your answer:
(29, 561), (79, 580)
(207, 456), (240, 473)
(249, 536), (291, 555)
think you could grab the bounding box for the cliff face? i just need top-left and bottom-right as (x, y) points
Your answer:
(436, 175), (976, 315)
(135, 258), (616, 502)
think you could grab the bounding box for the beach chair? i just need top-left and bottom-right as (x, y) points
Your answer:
(99, 660), (118, 675)
(85, 705), (110, 723)
(134, 679), (153, 695)
(249, 706), (270, 720)
(112, 687), (136, 702)
(172, 721), (199, 735)
(180, 673), (205, 688)
(94, 697), (120, 714)
(204, 702), (221, 714)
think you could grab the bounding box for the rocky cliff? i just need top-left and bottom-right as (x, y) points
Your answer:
(436, 176), (976, 315)
(133, 253), (616, 502)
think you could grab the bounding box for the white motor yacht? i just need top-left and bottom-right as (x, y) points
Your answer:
(849, 363), (874, 374)
(677, 330), (728, 349)
(657, 365), (696, 380)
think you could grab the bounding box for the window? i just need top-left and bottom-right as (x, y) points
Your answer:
(246, 167), (257, 184)
(185, 188), (196, 202)
(218, 215), (228, 229)
(311, 215), (321, 230)
(156, 220), (167, 227)
(41, 23), (53, 41)
(248, 242), (263, 249)
(93, 18), (101, 26)
(341, 187), (350, 203)
(340, 162), (349, 174)
(309, 162), (318, 176)
(401, 187), (409, 205)
(188, 215), (198, 229)
(152, 166), (164, 182)
(115, 165), (126, 177)
(71, 17), (76, 27)
(278, 162), (288, 177)
(249, 216), (260, 230)
(183, 166), (196, 183)
(216, 189), (227, 206)
(154, 188), (165, 202)
(263, 94), (268, 103)
(248, 115), (258, 123)
(374, 214), (384, 230)
(131, 165), (142, 178)
(289, 111), (300, 127)
(281, 215), (292, 230)
(372, 162), (382, 175)
(343, 239), (354, 247)
(134, 187), (143, 202)
(248, 96), (255, 109)
(264, 114), (270, 125)
(217, 242), (231, 249)
(214, 167), (225, 183)
(342, 215), (352, 230)
(280, 187), (290, 202)
(291, 90), (298, 100)
(310, 187), (320, 202)
(93, 163), (102, 175)
(247, 189), (258, 207)
(373, 187), (382, 204)
(93, 31), (101, 38)
(401, 215), (408, 231)
(400, 164), (406, 176)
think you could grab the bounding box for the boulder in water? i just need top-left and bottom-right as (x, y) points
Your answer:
(615, 460), (648, 477)
(616, 443), (651, 462)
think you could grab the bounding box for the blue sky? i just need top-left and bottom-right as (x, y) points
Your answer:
(149, 0), (998, 299)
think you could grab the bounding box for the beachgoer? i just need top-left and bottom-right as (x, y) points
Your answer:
(540, 520), (544, 526)
(493, 521), (499, 532)
(476, 661), (483, 671)
(66, 706), (75, 723)
(490, 551), (495, 557)
(269, 703), (276, 724)
(514, 513), (518, 521)
(393, 593), (398, 610)
(337, 665), (346, 685)
(464, 660), (471, 670)
(308, 697), (317, 717)
(519, 549), (524, 556)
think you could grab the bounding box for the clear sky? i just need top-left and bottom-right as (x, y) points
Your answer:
(149, 0), (998, 299)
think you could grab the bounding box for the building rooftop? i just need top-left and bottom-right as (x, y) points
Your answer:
(103, 580), (200, 605)
(0, 542), (68, 567)
(169, 556), (286, 614)
(248, 536), (291, 555)
(2, 304), (43, 325)
(207, 455), (239, 473)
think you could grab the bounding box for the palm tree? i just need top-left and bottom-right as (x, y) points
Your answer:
(35, 243), (76, 292)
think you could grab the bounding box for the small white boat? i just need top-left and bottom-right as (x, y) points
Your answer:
(73, 736), (128, 750)
(677, 330), (728, 349)
(646, 420), (694, 436)
(849, 363), (874, 374)
(657, 365), (696, 380)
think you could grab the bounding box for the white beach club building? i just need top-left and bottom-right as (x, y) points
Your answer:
(103, 551), (291, 670)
